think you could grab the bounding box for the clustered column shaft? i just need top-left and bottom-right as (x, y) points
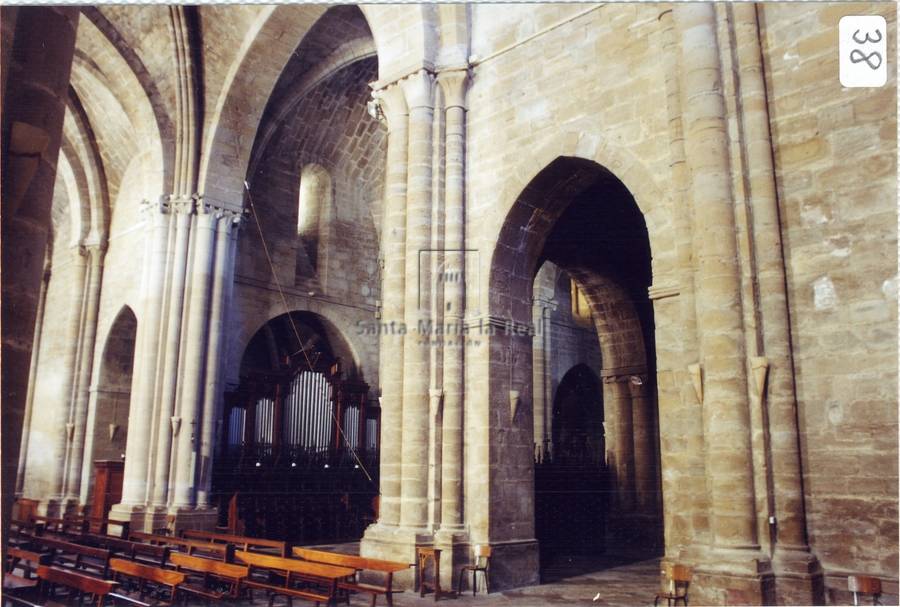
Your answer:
(674, 2), (758, 550)
(438, 70), (468, 531)
(374, 83), (409, 528)
(399, 69), (436, 531)
(121, 201), (170, 506)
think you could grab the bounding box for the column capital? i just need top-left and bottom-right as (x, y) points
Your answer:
(167, 193), (200, 215)
(140, 196), (170, 216)
(437, 69), (469, 110)
(399, 68), (436, 111)
(370, 82), (408, 129)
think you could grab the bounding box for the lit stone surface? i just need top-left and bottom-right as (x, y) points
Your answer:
(6, 4), (896, 605)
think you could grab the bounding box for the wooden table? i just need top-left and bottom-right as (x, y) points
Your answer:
(416, 546), (442, 601)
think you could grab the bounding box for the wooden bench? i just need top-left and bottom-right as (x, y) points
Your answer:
(292, 547), (411, 607)
(30, 536), (111, 578)
(235, 550), (354, 606)
(79, 534), (170, 568)
(109, 558), (184, 606)
(167, 552), (248, 601)
(36, 565), (117, 607)
(129, 532), (232, 562)
(182, 529), (288, 557)
(4, 547), (52, 596)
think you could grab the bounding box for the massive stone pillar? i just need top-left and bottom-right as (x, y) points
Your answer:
(732, 4), (823, 603)
(399, 69), (435, 533)
(197, 211), (240, 509)
(673, 3), (772, 602)
(65, 243), (105, 502)
(1, 5), (78, 558)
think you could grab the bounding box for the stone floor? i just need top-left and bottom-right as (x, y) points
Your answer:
(386, 557), (663, 607)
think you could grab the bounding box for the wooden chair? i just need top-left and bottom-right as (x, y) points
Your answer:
(848, 575), (882, 606)
(456, 544), (491, 596)
(654, 563), (691, 607)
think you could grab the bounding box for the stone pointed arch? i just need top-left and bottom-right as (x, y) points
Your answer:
(201, 4), (438, 211)
(491, 129), (673, 284)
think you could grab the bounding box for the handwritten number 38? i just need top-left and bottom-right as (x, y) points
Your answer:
(850, 28), (884, 70)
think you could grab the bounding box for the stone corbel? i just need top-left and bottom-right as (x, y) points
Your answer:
(429, 388), (444, 421)
(509, 390), (521, 422)
(750, 356), (769, 403)
(688, 363), (703, 404)
(369, 82), (408, 129)
(108, 423), (119, 441)
(66, 422), (75, 441)
(171, 416), (182, 437)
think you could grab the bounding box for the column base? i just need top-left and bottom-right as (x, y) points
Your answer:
(166, 506), (218, 536)
(434, 526), (470, 593)
(361, 523), (435, 590)
(108, 503), (146, 538)
(37, 497), (66, 518)
(772, 546), (825, 605)
(688, 547), (776, 606)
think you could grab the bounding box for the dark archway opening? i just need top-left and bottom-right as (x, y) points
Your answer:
(526, 158), (663, 582)
(86, 306), (137, 531)
(212, 311), (379, 544)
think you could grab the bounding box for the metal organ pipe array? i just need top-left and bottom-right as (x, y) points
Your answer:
(283, 371), (333, 450)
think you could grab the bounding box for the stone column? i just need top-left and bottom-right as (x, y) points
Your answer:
(372, 83), (408, 529)
(733, 4), (821, 602)
(16, 260), (50, 495)
(437, 69), (467, 534)
(629, 376), (656, 516)
(197, 211), (239, 509)
(399, 69), (435, 532)
(675, 0), (757, 551)
(46, 245), (87, 509)
(531, 300), (554, 459)
(117, 200), (170, 509)
(674, 3), (770, 601)
(604, 375), (635, 512)
(171, 202), (218, 510)
(65, 243), (105, 501)
(150, 196), (194, 510)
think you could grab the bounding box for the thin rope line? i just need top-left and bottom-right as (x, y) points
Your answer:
(243, 181), (374, 486)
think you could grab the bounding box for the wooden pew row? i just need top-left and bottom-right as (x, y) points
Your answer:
(235, 550), (355, 606)
(109, 558), (184, 606)
(182, 529), (288, 557)
(292, 547), (412, 607)
(35, 565), (117, 607)
(129, 532), (232, 562)
(26, 536), (111, 579)
(4, 547), (51, 594)
(168, 553), (248, 601)
(77, 533), (170, 568)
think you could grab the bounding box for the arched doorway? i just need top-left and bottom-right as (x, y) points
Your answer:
(212, 311), (379, 543)
(84, 306), (137, 529)
(487, 156), (664, 586)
